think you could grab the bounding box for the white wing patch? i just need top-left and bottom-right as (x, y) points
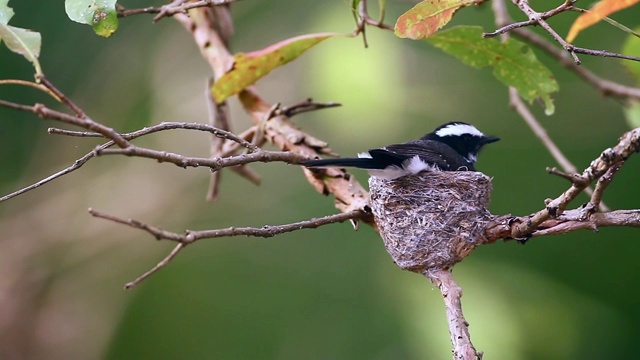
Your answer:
(435, 123), (484, 138)
(357, 152), (373, 159)
(367, 155), (439, 180)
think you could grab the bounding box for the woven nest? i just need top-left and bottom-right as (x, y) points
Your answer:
(369, 171), (493, 272)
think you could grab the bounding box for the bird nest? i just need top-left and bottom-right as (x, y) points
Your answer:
(369, 171), (493, 272)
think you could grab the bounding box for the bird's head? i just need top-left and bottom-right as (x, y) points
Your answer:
(422, 122), (499, 164)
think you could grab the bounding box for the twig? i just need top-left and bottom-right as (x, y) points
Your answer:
(508, 88), (577, 176)
(207, 77), (230, 200)
(510, 128), (640, 238)
(546, 167), (580, 183)
(50, 121), (258, 151)
(96, 147), (309, 170)
(488, 0), (640, 100)
(508, 88), (607, 209)
(0, 98), (131, 148)
(425, 269), (481, 360)
(116, 0), (236, 22)
(279, 98), (342, 117)
(484, 0), (571, 38)
(514, 28), (640, 100)
(485, 209), (640, 241)
(580, 162), (622, 219)
(124, 243), (186, 290)
(352, 0), (394, 48)
(89, 208), (369, 287)
(486, 0), (640, 65)
(88, 208), (187, 241)
(37, 75), (87, 118)
(1, 122), (265, 203)
(512, 0), (580, 63)
(0, 142), (109, 203)
(90, 207), (367, 242)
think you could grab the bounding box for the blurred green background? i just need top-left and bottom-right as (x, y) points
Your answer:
(1, 1), (639, 359)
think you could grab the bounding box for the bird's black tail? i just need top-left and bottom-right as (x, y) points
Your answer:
(298, 158), (382, 169)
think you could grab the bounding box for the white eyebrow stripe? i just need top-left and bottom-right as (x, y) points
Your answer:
(435, 123), (484, 137)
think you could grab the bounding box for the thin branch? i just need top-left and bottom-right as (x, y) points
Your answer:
(50, 121), (258, 151)
(485, 0), (640, 65)
(0, 99), (131, 148)
(509, 128), (640, 238)
(512, 0), (580, 63)
(0, 79), (62, 101)
(487, 0), (640, 100)
(580, 162), (622, 219)
(546, 167), (581, 183)
(508, 88), (578, 176)
(206, 78), (229, 200)
(90, 207), (368, 243)
(278, 98), (342, 118)
(352, 0), (394, 48)
(96, 147), (309, 170)
(508, 88), (607, 209)
(484, 0), (572, 38)
(1, 122), (265, 203)
(88, 208), (186, 241)
(514, 28), (640, 100)
(124, 243), (186, 290)
(37, 75), (87, 118)
(573, 47), (640, 62)
(116, 0), (236, 22)
(89, 208), (370, 287)
(0, 142), (110, 203)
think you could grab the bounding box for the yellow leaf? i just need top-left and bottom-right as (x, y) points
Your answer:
(567, 0), (639, 42)
(394, 0), (482, 40)
(212, 33), (339, 103)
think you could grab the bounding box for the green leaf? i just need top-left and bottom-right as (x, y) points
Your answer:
(65, 0), (119, 38)
(0, 23), (42, 74)
(212, 33), (339, 104)
(426, 26), (559, 115)
(0, 0), (14, 25)
(624, 100), (640, 129)
(621, 27), (640, 83)
(394, 0), (482, 40)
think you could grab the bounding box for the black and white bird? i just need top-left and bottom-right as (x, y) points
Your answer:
(299, 122), (499, 180)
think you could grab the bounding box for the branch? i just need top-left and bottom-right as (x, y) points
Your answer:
(124, 243), (186, 289)
(508, 88), (607, 210)
(580, 162), (622, 218)
(352, 0), (394, 48)
(486, 209), (640, 241)
(0, 122), (267, 203)
(510, 127), (640, 238)
(116, 0), (236, 22)
(485, 0), (640, 65)
(279, 98), (342, 118)
(96, 146), (308, 170)
(0, 99), (131, 149)
(425, 269), (481, 360)
(88, 208), (370, 287)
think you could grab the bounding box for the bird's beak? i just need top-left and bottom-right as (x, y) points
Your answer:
(483, 136), (500, 144)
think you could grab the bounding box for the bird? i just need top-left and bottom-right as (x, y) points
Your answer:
(299, 122), (499, 180)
